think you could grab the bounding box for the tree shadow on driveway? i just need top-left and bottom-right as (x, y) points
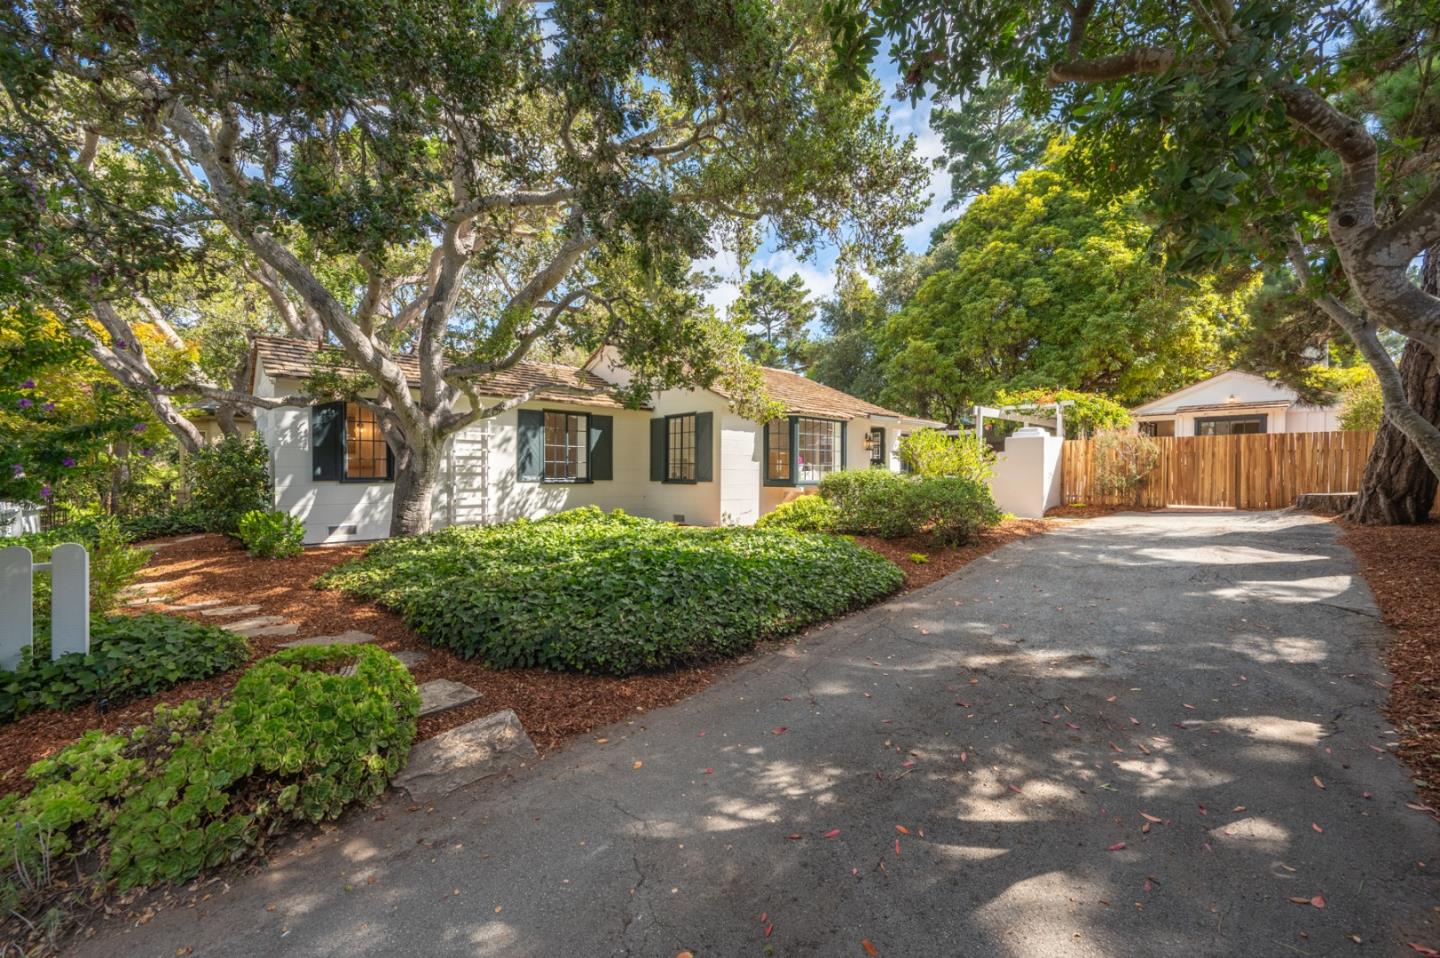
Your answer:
(73, 511), (1439, 958)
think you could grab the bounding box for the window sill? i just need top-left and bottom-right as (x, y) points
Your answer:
(539, 478), (594, 485)
(662, 478), (700, 485)
(336, 477), (394, 484)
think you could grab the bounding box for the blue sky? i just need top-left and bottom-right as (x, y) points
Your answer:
(699, 58), (951, 315)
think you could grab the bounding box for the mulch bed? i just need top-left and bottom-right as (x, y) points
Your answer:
(0, 518), (1060, 796)
(1338, 518), (1440, 808)
(853, 518), (1053, 591)
(0, 534), (725, 796)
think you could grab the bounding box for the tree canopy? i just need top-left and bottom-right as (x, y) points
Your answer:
(880, 163), (1251, 423)
(825, 0), (1440, 483)
(731, 270), (816, 370)
(3, 0), (927, 534)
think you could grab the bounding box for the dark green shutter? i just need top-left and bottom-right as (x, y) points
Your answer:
(695, 412), (714, 482)
(517, 409), (544, 482)
(589, 414), (613, 480)
(839, 420), (847, 469)
(649, 418), (665, 481)
(311, 402), (344, 480)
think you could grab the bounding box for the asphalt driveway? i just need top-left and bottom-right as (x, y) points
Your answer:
(73, 511), (1439, 957)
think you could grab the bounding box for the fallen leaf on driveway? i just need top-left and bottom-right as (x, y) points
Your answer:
(895, 825), (910, 834)
(862, 940), (880, 956)
(1066, 722), (1081, 730)
(1140, 813), (1163, 824)
(1407, 944), (1440, 956)
(1313, 776), (1325, 790)
(1108, 842), (1127, 851)
(772, 727), (787, 735)
(1310, 894), (1326, 909)
(894, 839), (901, 855)
(1312, 823), (1324, 833)
(633, 761), (643, 770)
(824, 829), (842, 839)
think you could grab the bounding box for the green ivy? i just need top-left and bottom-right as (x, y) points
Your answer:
(319, 507), (904, 675)
(237, 509), (305, 559)
(119, 506), (208, 542)
(0, 614), (248, 723)
(0, 645), (417, 913)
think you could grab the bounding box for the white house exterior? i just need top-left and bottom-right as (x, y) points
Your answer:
(248, 338), (941, 544)
(1129, 370), (1342, 438)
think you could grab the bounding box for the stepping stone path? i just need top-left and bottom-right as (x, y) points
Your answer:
(392, 709), (536, 802)
(416, 679), (481, 717)
(200, 604), (261, 617)
(168, 599), (227, 611)
(392, 650), (428, 668)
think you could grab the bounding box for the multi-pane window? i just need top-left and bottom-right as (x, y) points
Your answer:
(765, 420), (791, 482)
(544, 411), (589, 481)
(667, 414), (696, 481)
(795, 417), (841, 483)
(868, 427), (885, 467)
(344, 402), (389, 480)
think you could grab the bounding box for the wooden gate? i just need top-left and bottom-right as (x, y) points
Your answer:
(1061, 431), (1376, 509)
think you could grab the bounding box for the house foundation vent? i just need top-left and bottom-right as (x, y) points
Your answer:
(672, 514), (686, 524)
(328, 524), (359, 536)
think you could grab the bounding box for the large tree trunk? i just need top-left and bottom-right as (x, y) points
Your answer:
(388, 439), (443, 537)
(1348, 248), (1440, 525)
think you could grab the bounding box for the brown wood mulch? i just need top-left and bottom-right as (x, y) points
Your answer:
(1338, 518), (1440, 808)
(853, 518), (1053, 592)
(0, 518), (1059, 797)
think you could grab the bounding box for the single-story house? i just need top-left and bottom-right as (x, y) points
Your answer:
(1129, 370), (1342, 438)
(248, 337), (942, 543)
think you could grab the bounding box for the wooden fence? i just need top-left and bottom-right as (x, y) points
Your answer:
(1061, 430), (1376, 510)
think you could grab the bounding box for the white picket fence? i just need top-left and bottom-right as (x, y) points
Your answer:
(0, 543), (90, 671)
(0, 500), (41, 537)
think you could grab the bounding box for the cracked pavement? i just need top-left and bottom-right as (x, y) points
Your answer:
(70, 511), (1439, 957)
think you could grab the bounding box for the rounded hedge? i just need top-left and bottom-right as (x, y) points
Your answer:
(319, 507), (904, 675)
(0, 644), (418, 912)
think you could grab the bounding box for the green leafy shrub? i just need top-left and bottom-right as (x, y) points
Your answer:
(817, 469), (920, 538)
(0, 645), (417, 913)
(818, 470), (1002, 546)
(992, 388), (1132, 439)
(897, 428), (994, 481)
(0, 614), (248, 723)
(908, 476), (1004, 546)
(186, 435), (271, 534)
(237, 509), (305, 558)
(8, 516), (148, 617)
(319, 507), (903, 674)
(1338, 374), (1382, 431)
(120, 506), (208, 542)
(753, 494), (839, 533)
(1094, 430), (1160, 503)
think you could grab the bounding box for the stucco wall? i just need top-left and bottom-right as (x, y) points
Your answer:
(255, 354), (934, 542)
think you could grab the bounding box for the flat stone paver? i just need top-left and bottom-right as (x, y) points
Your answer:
(279, 630), (376, 648)
(70, 512), (1440, 958)
(416, 678), (482, 717)
(391, 709), (536, 802)
(199, 604), (261, 617)
(392, 650), (428, 668)
(168, 599), (227, 611)
(219, 615), (287, 633)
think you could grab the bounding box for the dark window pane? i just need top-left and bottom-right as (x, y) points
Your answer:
(543, 411), (588, 480)
(766, 420), (790, 481)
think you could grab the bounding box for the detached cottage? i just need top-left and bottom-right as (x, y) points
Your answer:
(249, 338), (940, 544)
